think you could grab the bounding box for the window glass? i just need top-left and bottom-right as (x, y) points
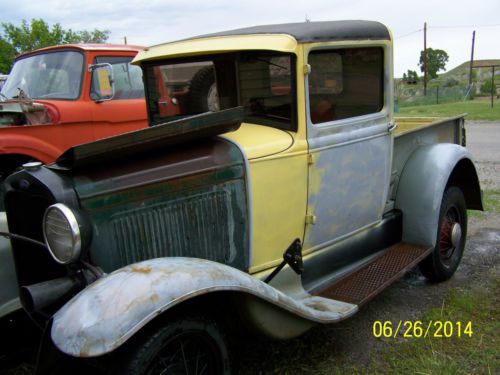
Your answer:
(1, 51), (83, 100)
(91, 56), (144, 100)
(144, 51), (296, 131)
(308, 47), (384, 124)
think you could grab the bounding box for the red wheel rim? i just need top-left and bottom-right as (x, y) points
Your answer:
(438, 206), (461, 265)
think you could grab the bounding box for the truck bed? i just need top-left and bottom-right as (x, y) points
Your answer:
(394, 115), (466, 139)
(389, 114), (467, 206)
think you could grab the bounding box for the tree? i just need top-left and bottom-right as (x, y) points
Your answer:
(403, 69), (418, 84)
(418, 48), (449, 79)
(480, 80), (497, 96)
(0, 19), (110, 73)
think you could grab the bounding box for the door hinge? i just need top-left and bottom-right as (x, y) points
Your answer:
(307, 153), (315, 165)
(305, 214), (316, 225)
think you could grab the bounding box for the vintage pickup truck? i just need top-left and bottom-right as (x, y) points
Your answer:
(0, 44), (148, 182)
(0, 44), (149, 357)
(3, 21), (482, 374)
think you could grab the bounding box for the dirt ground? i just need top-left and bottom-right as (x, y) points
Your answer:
(1, 122), (498, 375)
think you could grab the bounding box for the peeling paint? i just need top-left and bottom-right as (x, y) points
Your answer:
(51, 257), (357, 358)
(131, 266), (152, 274)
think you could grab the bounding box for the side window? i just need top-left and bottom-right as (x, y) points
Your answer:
(308, 47), (384, 124)
(91, 56), (145, 100)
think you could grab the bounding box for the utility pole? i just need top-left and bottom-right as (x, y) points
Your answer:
(124, 36), (128, 45)
(491, 66), (495, 109)
(468, 31), (476, 88)
(423, 22), (427, 96)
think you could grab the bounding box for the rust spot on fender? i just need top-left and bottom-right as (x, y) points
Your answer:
(131, 265), (152, 273)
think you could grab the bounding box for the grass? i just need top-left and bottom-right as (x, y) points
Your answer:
(469, 189), (500, 219)
(398, 99), (500, 121)
(365, 277), (500, 375)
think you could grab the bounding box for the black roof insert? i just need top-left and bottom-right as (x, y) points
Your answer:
(189, 20), (390, 43)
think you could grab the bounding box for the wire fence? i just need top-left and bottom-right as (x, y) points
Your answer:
(396, 83), (472, 108)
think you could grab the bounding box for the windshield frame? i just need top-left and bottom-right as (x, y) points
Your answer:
(1, 49), (85, 101)
(142, 51), (298, 132)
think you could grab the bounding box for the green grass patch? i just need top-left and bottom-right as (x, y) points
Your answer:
(398, 100), (500, 121)
(365, 277), (500, 374)
(469, 189), (500, 219)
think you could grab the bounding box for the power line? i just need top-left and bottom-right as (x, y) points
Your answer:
(395, 23), (500, 39)
(395, 29), (422, 39)
(430, 23), (500, 29)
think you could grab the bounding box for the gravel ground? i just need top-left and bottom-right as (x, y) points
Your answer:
(466, 121), (500, 190)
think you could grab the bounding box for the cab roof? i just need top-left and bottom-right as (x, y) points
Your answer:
(190, 20), (390, 43)
(17, 44), (144, 59)
(134, 20), (390, 64)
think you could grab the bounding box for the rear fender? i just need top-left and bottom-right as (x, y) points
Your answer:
(395, 143), (482, 247)
(51, 257), (357, 357)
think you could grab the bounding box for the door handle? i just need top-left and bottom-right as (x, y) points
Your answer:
(388, 121), (397, 132)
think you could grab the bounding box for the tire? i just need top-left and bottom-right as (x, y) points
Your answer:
(189, 67), (219, 113)
(111, 316), (231, 375)
(419, 186), (467, 282)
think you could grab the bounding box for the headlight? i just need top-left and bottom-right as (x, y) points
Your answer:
(43, 203), (82, 264)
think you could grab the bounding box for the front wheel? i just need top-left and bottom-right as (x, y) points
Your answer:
(111, 316), (231, 375)
(419, 186), (467, 282)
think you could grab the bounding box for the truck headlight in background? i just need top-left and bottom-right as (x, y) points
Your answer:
(43, 203), (82, 264)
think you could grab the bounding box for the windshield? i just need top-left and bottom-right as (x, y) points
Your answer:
(144, 51), (296, 131)
(1, 51), (84, 100)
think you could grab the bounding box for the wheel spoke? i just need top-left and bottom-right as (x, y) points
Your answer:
(180, 341), (190, 375)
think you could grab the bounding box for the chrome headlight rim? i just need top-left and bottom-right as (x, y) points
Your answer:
(43, 203), (82, 264)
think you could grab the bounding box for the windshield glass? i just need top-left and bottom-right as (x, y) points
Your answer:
(1, 51), (84, 100)
(144, 51), (296, 131)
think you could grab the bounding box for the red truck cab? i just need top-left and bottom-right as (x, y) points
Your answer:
(0, 44), (148, 178)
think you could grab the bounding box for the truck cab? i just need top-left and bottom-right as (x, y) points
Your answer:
(3, 21), (482, 374)
(0, 44), (147, 180)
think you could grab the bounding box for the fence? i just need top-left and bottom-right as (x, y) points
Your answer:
(396, 83), (471, 108)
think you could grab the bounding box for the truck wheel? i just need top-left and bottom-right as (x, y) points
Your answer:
(112, 316), (231, 375)
(189, 66), (219, 113)
(419, 186), (467, 282)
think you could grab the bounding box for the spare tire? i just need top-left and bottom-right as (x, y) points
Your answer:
(189, 66), (219, 113)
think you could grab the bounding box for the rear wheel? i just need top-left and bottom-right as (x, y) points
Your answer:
(111, 316), (231, 375)
(419, 186), (467, 282)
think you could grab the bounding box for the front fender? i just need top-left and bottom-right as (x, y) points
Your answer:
(52, 257), (356, 357)
(0, 212), (21, 319)
(0, 134), (63, 164)
(395, 143), (482, 247)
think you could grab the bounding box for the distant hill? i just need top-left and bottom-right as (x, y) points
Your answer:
(397, 60), (500, 82)
(437, 59), (500, 83)
(396, 59), (500, 105)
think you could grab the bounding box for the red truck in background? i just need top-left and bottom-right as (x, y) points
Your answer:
(0, 44), (148, 182)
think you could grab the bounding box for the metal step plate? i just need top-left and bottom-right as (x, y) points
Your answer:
(316, 243), (433, 306)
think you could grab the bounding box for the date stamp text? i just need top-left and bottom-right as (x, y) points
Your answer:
(373, 320), (473, 338)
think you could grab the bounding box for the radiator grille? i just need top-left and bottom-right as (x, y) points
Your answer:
(111, 190), (236, 266)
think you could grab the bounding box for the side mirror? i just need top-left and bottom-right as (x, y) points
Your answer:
(89, 63), (114, 102)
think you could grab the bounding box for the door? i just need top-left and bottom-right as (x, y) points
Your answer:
(303, 45), (394, 253)
(90, 55), (147, 139)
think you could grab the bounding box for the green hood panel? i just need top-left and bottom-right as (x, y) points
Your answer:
(73, 136), (249, 273)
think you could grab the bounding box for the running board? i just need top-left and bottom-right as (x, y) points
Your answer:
(314, 243), (433, 306)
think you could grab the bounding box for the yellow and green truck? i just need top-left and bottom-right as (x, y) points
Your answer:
(3, 20), (482, 374)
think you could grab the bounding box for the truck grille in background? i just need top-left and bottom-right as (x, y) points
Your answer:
(111, 190), (236, 266)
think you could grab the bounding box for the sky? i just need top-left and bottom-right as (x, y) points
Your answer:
(1, 0), (499, 77)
